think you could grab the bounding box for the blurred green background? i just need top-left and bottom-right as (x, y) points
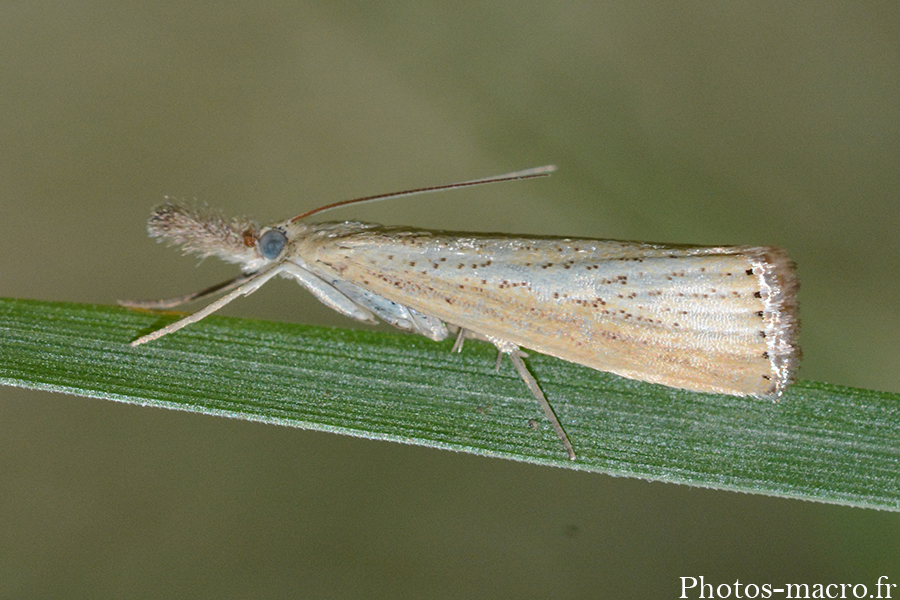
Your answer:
(2, 2), (898, 597)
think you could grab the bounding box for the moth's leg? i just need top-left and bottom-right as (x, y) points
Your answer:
(329, 279), (449, 341)
(451, 328), (468, 353)
(129, 265), (284, 346)
(407, 308), (449, 342)
(485, 337), (576, 460)
(280, 262), (376, 324)
(493, 348), (530, 371)
(119, 273), (257, 310)
(450, 328), (510, 354)
(449, 330), (525, 369)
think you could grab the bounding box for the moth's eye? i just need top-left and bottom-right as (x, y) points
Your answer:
(258, 229), (287, 259)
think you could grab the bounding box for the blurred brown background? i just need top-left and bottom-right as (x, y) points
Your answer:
(2, 2), (898, 597)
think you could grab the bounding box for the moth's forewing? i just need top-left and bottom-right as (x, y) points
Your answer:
(296, 225), (799, 398)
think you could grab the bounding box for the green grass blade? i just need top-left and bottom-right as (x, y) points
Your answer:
(1, 297), (898, 510)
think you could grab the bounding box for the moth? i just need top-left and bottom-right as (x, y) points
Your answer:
(122, 166), (800, 460)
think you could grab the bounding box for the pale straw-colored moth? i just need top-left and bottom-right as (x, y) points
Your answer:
(122, 166), (800, 459)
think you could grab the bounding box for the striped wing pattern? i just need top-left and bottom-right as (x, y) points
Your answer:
(301, 225), (799, 398)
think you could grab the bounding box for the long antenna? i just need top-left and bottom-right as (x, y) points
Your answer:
(290, 165), (556, 222)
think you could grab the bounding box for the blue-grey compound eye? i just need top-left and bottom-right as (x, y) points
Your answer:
(258, 229), (287, 259)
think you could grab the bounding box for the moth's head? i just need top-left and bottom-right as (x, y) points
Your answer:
(147, 202), (263, 268)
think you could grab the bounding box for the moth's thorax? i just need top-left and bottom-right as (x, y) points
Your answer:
(280, 220), (381, 261)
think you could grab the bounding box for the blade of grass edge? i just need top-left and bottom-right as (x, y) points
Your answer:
(1, 297), (898, 510)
